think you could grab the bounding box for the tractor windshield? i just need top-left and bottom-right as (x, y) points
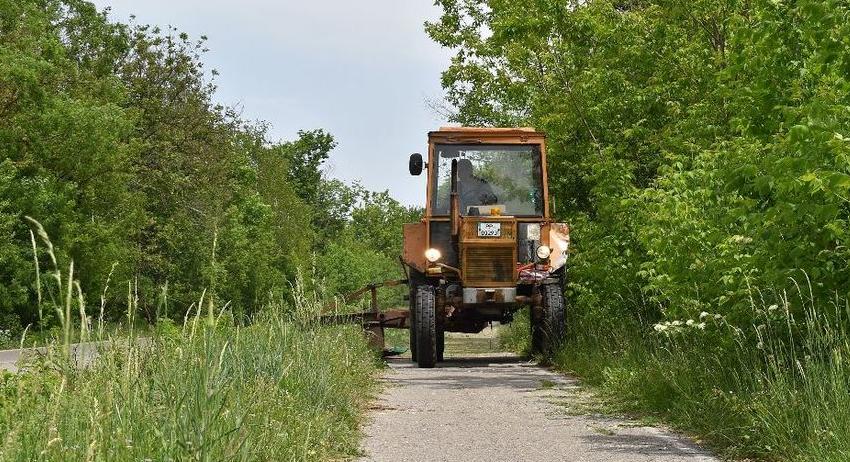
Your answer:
(431, 144), (544, 216)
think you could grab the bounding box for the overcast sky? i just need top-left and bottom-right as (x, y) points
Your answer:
(90, 0), (453, 206)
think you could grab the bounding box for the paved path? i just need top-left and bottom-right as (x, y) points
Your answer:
(359, 354), (717, 462)
(0, 342), (100, 372)
(0, 339), (144, 372)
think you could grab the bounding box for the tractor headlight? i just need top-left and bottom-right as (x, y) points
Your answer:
(535, 245), (552, 260)
(424, 248), (442, 263)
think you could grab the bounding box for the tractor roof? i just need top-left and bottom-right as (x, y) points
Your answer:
(428, 127), (545, 144)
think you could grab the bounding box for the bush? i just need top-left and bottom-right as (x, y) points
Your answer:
(434, 2), (850, 458)
(0, 1), (315, 330)
(500, 286), (850, 460)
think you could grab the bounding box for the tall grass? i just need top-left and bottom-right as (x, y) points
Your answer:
(502, 287), (850, 461)
(499, 307), (532, 356)
(0, 219), (378, 461)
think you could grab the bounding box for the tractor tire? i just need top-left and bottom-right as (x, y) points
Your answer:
(531, 283), (566, 356)
(407, 272), (425, 362)
(437, 329), (445, 362)
(414, 286), (437, 368)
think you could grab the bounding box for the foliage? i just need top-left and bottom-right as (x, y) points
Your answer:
(280, 129), (337, 208)
(0, 310), (377, 461)
(431, 0), (850, 459)
(314, 183), (422, 307)
(428, 0), (850, 320)
(0, 0), (422, 337)
(0, 0), (326, 328)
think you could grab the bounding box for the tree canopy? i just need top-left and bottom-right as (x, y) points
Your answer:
(428, 0), (850, 323)
(0, 0), (421, 333)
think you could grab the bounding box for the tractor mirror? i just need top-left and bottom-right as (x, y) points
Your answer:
(409, 153), (423, 176)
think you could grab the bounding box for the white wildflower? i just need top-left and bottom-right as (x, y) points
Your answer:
(672, 320), (683, 327)
(654, 324), (668, 332)
(697, 323), (706, 330)
(714, 313), (722, 320)
(756, 341), (764, 350)
(686, 319), (695, 327)
(699, 311), (710, 320)
(730, 235), (753, 244)
(767, 304), (778, 312)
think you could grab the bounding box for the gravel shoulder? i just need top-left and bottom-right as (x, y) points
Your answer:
(358, 337), (717, 462)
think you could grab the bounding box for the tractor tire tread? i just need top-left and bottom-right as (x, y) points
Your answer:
(531, 283), (566, 356)
(415, 286), (437, 368)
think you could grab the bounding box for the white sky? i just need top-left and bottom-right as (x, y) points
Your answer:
(90, 0), (453, 207)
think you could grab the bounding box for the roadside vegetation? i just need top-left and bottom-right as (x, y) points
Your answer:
(0, 289), (377, 461)
(6, 0), (849, 460)
(0, 221), (379, 461)
(431, 0), (850, 460)
(0, 0), (418, 340)
(1, 1), (411, 460)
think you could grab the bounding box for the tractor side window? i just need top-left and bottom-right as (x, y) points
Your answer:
(431, 144), (544, 217)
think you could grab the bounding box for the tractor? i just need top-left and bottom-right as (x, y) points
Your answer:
(321, 127), (569, 367)
(402, 127), (569, 368)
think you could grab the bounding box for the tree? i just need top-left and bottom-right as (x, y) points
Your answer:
(280, 129), (337, 207)
(0, 0), (324, 328)
(428, 0), (850, 323)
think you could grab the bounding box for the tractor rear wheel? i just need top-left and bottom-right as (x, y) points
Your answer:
(414, 286), (437, 368)
(437, 329), (445, 362)
(531, 284), (566, 356)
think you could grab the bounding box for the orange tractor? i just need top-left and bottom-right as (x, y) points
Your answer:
(403, 127), (569, 367)
(324, 127), (569, 368)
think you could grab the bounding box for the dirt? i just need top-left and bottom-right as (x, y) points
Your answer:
(358, 334), (717, 462)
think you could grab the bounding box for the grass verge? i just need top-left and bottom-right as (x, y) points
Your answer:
(501, 298), (850, 461)
(0, 311), (378, 461)
(0, 218), (380, 461)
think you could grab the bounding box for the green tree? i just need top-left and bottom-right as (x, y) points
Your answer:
(428, 0), (850, 324)
(0, 0), (323, 329)
(281, 129), (337, 207)
(0, 0), (142, 330)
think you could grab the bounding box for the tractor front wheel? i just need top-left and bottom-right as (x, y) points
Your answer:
(414, 286), (437, 368)
(531, 283), (566, 356)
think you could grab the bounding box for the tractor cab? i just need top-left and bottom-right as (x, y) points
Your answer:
(403, 127), (569, 367)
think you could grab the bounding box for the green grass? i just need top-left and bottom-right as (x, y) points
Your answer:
(0, 310), (378, 461)
(502, 295), (850, 461)
(0, 218), (379, 461)
(444, 329), (505, 356)
(499, 307), (532, 356)
(385, 323), (508, 359)
(0, 321), (154, 350)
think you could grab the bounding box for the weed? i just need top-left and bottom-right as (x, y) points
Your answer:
(0, 219), (379, 461)
(539, 379), (557, 390)
(512, 285), (850, 461)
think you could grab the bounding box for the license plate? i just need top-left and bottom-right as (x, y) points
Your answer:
(478, 222), (501, 237)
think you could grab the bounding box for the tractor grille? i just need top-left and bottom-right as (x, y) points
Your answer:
(463, 246), (515, 285)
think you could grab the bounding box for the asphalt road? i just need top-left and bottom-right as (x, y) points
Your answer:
(358, 353), (718, 462)
(0, 343), (97, 372)
(0, 340), (142, 372)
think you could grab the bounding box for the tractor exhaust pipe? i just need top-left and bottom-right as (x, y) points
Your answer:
(450, 159), (460, 239)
